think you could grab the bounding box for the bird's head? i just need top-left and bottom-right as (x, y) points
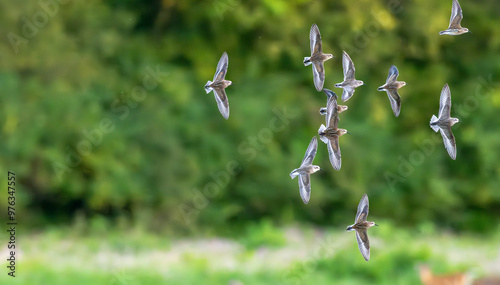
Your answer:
(451, 118), (461, 126)
(312, 165), (323, 173)
(339, 129), (350, 136)
(339, 105), (349, 113)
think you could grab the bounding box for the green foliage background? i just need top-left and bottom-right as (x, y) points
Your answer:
(1, 0), (500, 234)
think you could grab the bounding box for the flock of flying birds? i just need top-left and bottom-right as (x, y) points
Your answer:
(204, 0), (469, 261)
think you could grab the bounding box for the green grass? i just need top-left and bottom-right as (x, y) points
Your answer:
(2, 223), (498, 285)
(238, 219), (287, 249)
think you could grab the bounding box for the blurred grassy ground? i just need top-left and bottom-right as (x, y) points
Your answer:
(2, 223), (499, 285)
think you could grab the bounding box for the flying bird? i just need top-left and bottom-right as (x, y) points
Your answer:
(439, 0), (470, 35)
(318, 92), (349, 171)
(204, 52), (232, 119)
(430, 84), (461, 160)
(377, 65), (406, 117)
(303, 24), (334, 91)
(290, 137), (322, 204)
(334, 51), (364, 102)
(319, 89), (348, 116)
(346, 194), (378, 261)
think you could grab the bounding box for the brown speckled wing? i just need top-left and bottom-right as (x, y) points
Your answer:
(312, 61), (325, 91)
(386, 89), (401, 117)
(213, 88), (229, 119)
(213, 52), (228, 82)
(300, 136), (318, 168)
(438, 84), (452, 119)
(355, 229), (370, 261)
(449, 0), (463, 28)
(355, 194), (369, 223)
(327, 137), (341, 171)
(298, 173), (311, 204)
(440, 127), (457, 160)
(310, 24), (322, 55)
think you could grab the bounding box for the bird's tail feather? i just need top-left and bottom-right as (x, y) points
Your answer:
(290, 169), (299, 179)
(319, 136), (329, 144)
(430, 115), (439, 132)
(318, 124), (330, 144)
(303, 57), (312, 66)
(318, 124), (326, 135)
(204, 81), (213, 93)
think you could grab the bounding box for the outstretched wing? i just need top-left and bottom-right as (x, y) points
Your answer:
(355, 194), (369, 223)
(386, 65), (399, 83)
(440, 127), (457, 160)
(214, 52), (228, 81)
(298, 173), (311, 204)
(355, 229), (371, 261)
(325, 95), (338, 128)
(323, 89), (338, 101)
(213, 88), (230, 119)
(341, 87), (355, 102)
(438, 84), (452, 119)
(300, 136), (318, 167)
(312, 61), (325, 91)
(386, 89), (401, 117)
(449, 0), (464, 28)
(327, 137), (341, 171)
(342, 51), (356, 81)
(310, 24), (322, 55)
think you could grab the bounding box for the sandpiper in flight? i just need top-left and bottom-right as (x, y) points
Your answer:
(290, 136), (322, 204)
(346, 194), (378, 261)
(377, 65), (406, 117)
(319, 89), (348, 116)
(318, 91), (349, 171)
(204, 52), (232, 119)
(334, 51), (364, 102)
(430, 84), (460, 160)
(304, 24), (334, 91)
(439, 0), (470, 36)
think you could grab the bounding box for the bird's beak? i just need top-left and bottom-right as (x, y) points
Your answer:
(346, 131), (351, 135)
(375, 224), (379, 227)
(362, 83), (366, 86)
(468, 31), (472, 34)
(319, 168), (325, 171)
